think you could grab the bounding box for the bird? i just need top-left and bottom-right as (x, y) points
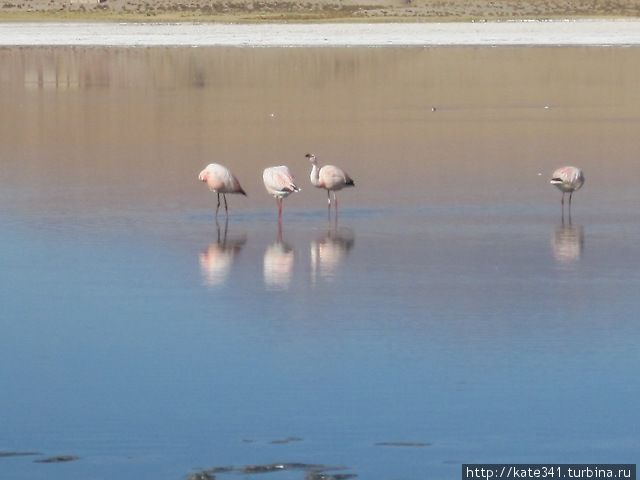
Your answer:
(550, 166), (585, 206)
(198, 163), (246, 216)
(306, 153), (355, 211)
(262, 166), (301, 221)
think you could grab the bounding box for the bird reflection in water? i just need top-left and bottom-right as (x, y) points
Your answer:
(310, 223), (355, 283)
(199, 217), (247, 287)
(263, 221), (294, 291)
(552, 211), (584, 266)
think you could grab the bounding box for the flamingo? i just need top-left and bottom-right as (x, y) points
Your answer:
(306, 153), (355, 211)
(550, 166), (585, 206)
(262, 166), (301, 220)
(198, 163), (246, 216)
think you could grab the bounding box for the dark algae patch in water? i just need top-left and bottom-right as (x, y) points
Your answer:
(270, 436), (304, 445)
(0, 451), (42, 458)
(187, 466), (235, 479)
(374, 441), (431, 447)
(305, 473), (358, 480)
(188, 463), (355, 478)
(187, 472), (216, 480)
(242, 463), (326, 473)
(34, 455), (80, 463)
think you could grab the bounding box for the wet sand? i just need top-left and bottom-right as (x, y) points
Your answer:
(1, 20), (640, 46)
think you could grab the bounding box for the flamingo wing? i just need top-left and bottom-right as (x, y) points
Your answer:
(263, 166), (301, 196)
(320, 165), (354, 190)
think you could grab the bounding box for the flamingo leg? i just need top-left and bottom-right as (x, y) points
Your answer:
(569, 192), (573, 206)
(277, 216), (283, 242)
(223, 194), (228, 213)
(216, 192), (221, 217)
(277, 198), (283, 221)
(333, 192), (338, 211)
(561, 192), (565, 206)
(222, 216), (229, 243)
(327, 190), (331, 206)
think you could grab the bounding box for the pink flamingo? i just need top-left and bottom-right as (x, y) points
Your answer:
(198, 163), (246, 216)
(550, 166), (585, 206)
(306, 153), (355, 211)
(262, 166), (301, 221)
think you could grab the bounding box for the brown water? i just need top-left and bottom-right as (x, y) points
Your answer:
(2, 47), (639, 213)
(1, 46), (639, 480)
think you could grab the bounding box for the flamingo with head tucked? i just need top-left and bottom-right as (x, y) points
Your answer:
(263, 166), (301, 221)
(306, 153), (354, 211)
(550, 166), (585, 206)
(198, 163), (246, 216)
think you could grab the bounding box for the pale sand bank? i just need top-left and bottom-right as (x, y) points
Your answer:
(1, 21), (640, 46)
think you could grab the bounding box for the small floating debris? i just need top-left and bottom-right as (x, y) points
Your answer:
(186, 471), (216, 480)
(205, 467), (234, 473)
(240, 463), (342, 474)
(374, 441), (431, 447)
(34, 455), (80, 463)
(270, 436), (303, 444)
(187, 465), (234, 480)
(305, 473), (358, 480)
(241, 463), (288, 474)
(0, 451), (42, 458)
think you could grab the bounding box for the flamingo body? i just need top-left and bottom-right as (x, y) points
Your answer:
(199, 163), (246, 195)
(263, 165), (301, 220)
(198, 163), (246, 216)
(550, 166), (584, 205)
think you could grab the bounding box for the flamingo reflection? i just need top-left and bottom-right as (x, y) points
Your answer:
(310, 226), (355, 283)
(263, 221), (294, 291)
(199, 218), (247, 287)
(551, 211), (584, 266)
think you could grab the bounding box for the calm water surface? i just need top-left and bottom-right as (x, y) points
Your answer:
(1, 46), (639, 479)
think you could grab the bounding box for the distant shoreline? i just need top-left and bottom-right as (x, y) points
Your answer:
(2, 0), (640, 23)
(1, 20), (640, 47)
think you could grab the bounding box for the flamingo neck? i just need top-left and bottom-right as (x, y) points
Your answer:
(310, 163), (321, 187)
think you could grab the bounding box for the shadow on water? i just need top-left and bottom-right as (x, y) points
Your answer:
(199, 217), (247, 288)
(551, 209), (584, 268)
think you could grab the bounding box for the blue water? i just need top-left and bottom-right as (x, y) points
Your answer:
(1, 46), (639, 479)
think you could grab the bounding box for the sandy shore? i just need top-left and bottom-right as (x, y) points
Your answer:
(1, 20), (640, 46)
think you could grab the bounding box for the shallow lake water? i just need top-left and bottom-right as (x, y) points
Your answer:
(1, 46), (639, 479)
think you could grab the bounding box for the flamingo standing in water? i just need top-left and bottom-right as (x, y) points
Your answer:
(198, 163), (246, 217)
(550, 166), (585, 206)
(306, 153), (355, 212)
(263, 166), (301, 220)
